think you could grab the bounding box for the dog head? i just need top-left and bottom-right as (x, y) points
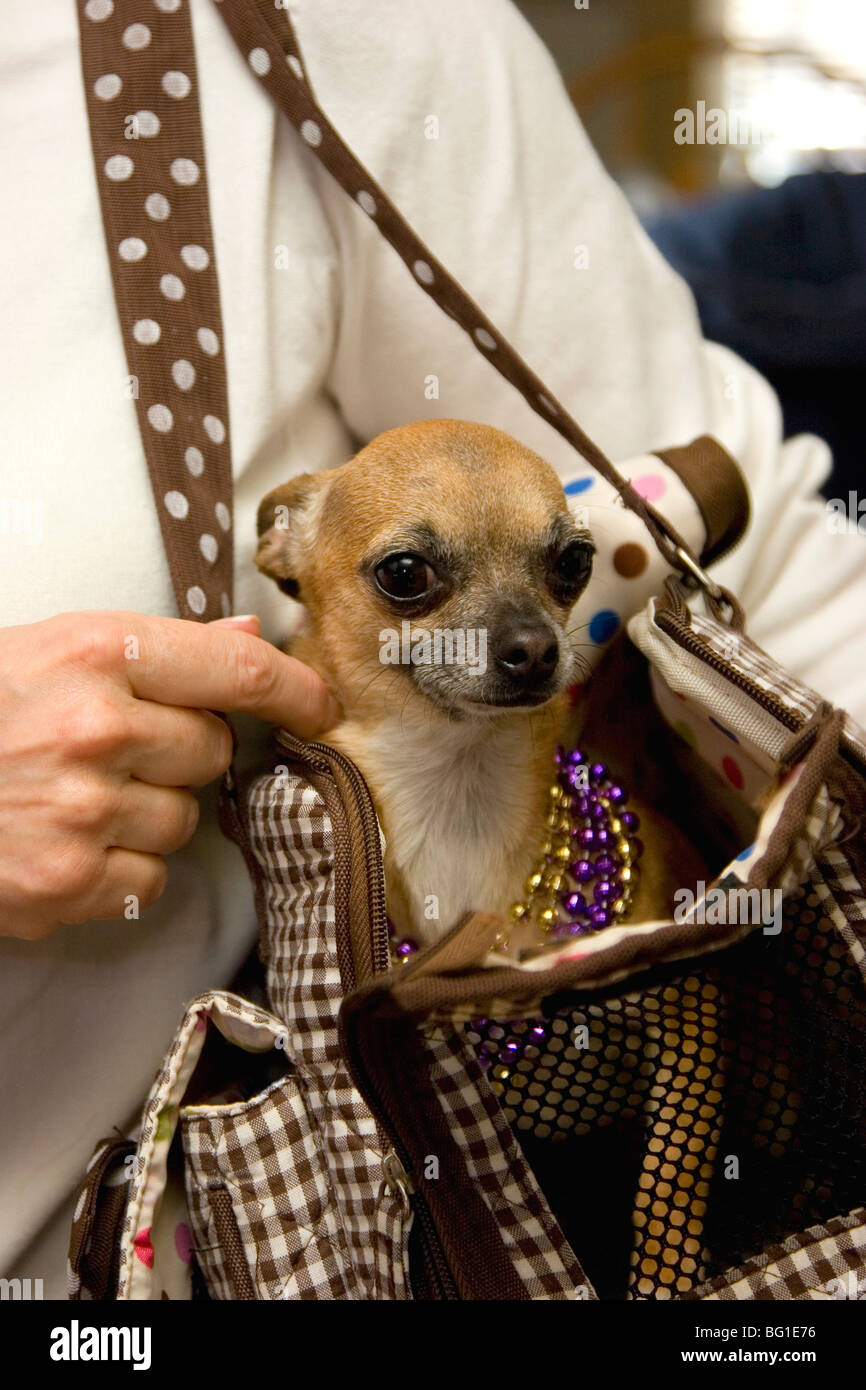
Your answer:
(256, 420), (594, 723)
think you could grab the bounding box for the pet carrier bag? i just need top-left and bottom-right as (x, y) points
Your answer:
(69, 0), (866, 1301)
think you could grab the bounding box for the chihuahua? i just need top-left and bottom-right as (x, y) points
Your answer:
(256, 419), (703, 952)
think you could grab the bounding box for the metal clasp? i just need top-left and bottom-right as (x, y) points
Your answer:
(382, 1149), (413, 1217)
(674, 545), (724, 601)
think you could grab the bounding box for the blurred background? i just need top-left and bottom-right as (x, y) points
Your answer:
(516, 0), (866, 507)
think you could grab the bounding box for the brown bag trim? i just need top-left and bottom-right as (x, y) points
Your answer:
(653, 435), (751, 567)
(339, 988), (537, 1300)
(208, 1187), (258, 1300)
(68, 1136), (136, 1301)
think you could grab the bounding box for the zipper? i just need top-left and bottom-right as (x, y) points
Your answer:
(275, 731), (391, 981)
(348, 1021), (460, 1300)
(273, 730), (459, 1298)
(382, 1147), (457, 1298)
(654, 609), (802, 730)
(411, 1185), (460, 1299)
(656, 608), (866, 782)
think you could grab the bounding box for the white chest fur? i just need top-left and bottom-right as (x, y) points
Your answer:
(342, 715), (548, 941)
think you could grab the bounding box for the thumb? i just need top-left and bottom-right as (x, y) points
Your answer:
(208, 616), (342, 736)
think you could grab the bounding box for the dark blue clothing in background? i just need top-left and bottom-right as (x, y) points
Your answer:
(645, 172), (866, 502)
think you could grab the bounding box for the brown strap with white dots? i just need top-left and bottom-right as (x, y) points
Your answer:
(211, 0), (706, 575)
(76, 0), (233, 623)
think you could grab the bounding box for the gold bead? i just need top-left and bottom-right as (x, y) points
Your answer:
(544, 872), (563, 893)
(555, 845), (572, 864)
(610, 817), (622, 835)
(620, 866), (633, 884)
(539, 907), (558, 928)
(612, 897), (627, 916)
(617, 839), (632, 859)
(525, 871), (543, 893)
(549, 784), (563, 803)
(539, 839), (554, 857)
(545, 810), (561, 830)
(510, 902), (529, 921)
(598, 796), (611, 810)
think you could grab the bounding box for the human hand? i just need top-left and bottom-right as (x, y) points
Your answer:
(0, 611), (340, 938)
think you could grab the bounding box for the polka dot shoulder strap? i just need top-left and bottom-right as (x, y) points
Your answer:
(76, 0), (747, 623)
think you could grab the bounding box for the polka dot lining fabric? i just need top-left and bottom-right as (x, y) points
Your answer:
(77, 0), (233, 620)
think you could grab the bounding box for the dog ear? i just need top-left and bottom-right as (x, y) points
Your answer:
(255, 473), (323, 598)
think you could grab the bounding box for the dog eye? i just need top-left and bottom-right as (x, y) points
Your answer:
(374, 553), (437, 600)
(553, 540), (594, 590)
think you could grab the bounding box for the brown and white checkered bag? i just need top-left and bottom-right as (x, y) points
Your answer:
(68, 0), (866, 1301)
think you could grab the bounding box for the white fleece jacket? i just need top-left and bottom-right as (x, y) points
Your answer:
(1, 0), (864, 1295)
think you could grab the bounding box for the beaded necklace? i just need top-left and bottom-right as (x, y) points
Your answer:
(388, 744), (642, 964)
(386, 745), (644, 1136)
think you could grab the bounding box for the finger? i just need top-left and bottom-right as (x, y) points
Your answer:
(119, 615), (342, 736)
(208, 614), (261, 635)
(105, 781), (200, 855)
(63, 847), (169, 925)
(121, 703), (234, 787)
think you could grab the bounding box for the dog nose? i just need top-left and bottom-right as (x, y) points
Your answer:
(493, 623), (559, 683)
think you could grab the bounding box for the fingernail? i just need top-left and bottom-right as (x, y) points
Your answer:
(211, 614), (260, 627)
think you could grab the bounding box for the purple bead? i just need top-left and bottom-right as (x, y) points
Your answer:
(504, 1038), (521, 1052)
(566, 768), (589, 793)
(594, 879), (615, 902)
(571, 859), (596, 883)
(553, 745), (565, 767)
(620, 810), (640, 831)
(531, 1024), (547, 1039)
(560, 890), (587, 916)
(590, 801), (607, 822)
(476, 1052), (492, 1069)
(567, 922), (590, 937)
(578, 826), (596, 848)
(595, 827), (611, 846)
(588, 904), (609, 927)
(607, 784), (627, 804)
(573, 795), (591, 816)
(566, 748), (585, 767)
(552, 923), (572, 940)
(395, 939), (418, 958)
(596, 853), (618, 875)
(589, 761), (607, 782)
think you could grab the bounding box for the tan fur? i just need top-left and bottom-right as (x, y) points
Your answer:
(256, 419), (705, 950)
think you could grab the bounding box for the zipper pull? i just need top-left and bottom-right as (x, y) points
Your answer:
(382, 1149), (413, 1216)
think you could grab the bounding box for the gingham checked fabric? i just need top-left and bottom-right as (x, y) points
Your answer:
(216, 752), (862, 1301)
(98, 667), (866, 1300)
(235, 761), (586, 1298)
(106, 990), (290, 1300)
(686, 1210), (866, 1301)
(182, 1075), (362, 1300)
(420, 1025), (593, 1299)
(178, 771), (411, 1300)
